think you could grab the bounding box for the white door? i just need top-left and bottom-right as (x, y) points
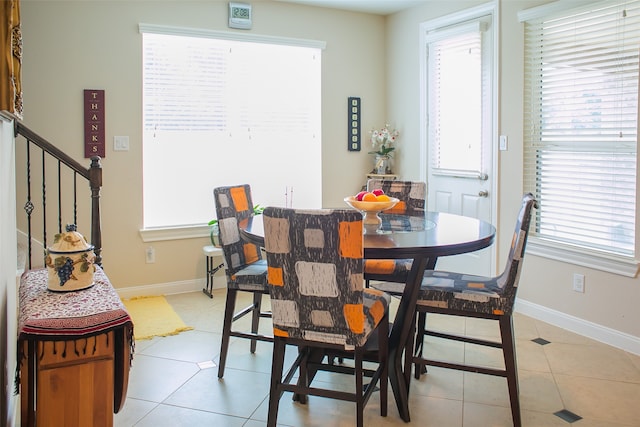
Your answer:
(420, 6), (496, 276)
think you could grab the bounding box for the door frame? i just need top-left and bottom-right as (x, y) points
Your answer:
(418, 1), (499, 275)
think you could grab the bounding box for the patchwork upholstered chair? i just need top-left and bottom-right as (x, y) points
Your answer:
(412, 193), (537, 427)
(262, 207), (391, 427)
(214, 184), (272, 378)
(364, 179), (427, 294)
(366, 179), (427, 214)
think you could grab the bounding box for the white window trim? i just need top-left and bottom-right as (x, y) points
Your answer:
(138, 23), (326, 50)
(140, 225), (209, 243)
(528, 237), (639, 278)
(517, 0), (611, 23)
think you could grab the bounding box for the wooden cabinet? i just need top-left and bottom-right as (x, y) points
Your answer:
(21, 334), (120, 426)
(17, 268), (132, 427)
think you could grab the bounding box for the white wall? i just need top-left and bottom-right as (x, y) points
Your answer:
(19, 0), (388, 290)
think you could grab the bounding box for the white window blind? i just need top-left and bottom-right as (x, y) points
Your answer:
(522, 0), (639, 256)
(428, 20), (487, 174)
(141, 28), (323, 229)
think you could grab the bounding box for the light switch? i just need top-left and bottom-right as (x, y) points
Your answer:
(499, 135), (508, 151)
(114, 136), (129, 151)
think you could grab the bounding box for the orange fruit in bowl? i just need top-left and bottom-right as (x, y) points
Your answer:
(362, 192), (377, 202)
(375, 194), (391, 202)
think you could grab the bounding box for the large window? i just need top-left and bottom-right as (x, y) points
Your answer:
(140, 25), (323, 230)
(520, 1), (639, 272)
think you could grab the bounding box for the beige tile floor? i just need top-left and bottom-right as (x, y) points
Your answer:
(114, 289), (640, 427)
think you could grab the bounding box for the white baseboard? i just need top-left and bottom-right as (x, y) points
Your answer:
(515, 298), (640, 356)
(116, 276), (226, 299)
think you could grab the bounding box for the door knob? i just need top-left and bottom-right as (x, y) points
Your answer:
(478, 190), (489, 197)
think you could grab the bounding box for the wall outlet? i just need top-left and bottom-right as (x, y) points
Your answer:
(572, 273), (585, 293)
(146, 246), (155, 263)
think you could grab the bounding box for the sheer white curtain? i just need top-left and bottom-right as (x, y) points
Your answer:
(141, 26), (323, 228)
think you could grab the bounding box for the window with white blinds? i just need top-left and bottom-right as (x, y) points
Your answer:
(140, 26), (323, 229)
(427, 20), (487, 174)
(521, 0), (639, 258)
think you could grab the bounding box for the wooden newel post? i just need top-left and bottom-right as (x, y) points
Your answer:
(89, 156), (103, 267)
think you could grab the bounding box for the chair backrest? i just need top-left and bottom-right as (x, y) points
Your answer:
(263, 207), (373, 347)
(214, 185), (262, 276)
(497, 193), (538, 304)
(366, 179), (426, 213)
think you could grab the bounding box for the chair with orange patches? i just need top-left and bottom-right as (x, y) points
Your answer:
(262, 207), (391, 427)
(214, 184), (272, 378)
(412, 193), (537, 427)
(366, 179), (426, 214)
(364, 179), (427, 294)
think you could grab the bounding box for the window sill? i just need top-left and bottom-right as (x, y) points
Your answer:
(527, 237), (639, 278)
(140, 225), (209, 242)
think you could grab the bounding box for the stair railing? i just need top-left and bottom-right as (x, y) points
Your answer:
(13, 120), (103, 269)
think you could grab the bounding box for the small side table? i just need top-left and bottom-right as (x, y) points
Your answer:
(366, 173), (398, 181)
(17, 267), (133, 427)
(203, 245), (224, 298)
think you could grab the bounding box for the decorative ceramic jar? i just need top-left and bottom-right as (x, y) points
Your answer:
(45, 224), (96, 292)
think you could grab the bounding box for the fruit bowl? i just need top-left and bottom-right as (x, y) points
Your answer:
(344, 196), (399, 225)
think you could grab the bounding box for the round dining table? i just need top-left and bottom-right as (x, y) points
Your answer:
(239, 209), (496, 422)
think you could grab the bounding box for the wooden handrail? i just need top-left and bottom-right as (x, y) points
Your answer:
(14, 121), (91, 179)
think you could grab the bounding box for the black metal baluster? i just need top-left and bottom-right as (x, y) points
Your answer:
(73, 172), (78, 229)
(24, 140), (33, 270)
(57, 159), (62, 234)
(41, 149), (47, 266)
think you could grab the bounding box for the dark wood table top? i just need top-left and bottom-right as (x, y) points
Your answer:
(239, 210), (496, 260)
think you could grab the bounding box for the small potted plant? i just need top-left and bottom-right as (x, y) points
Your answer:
(208, 204), (265, 247)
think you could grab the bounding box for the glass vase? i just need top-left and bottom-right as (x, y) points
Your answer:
(375, 155), (391, 174)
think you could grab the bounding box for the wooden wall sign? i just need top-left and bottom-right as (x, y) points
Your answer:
(84, 89), (105, 158)
(347, 97), (361, 151)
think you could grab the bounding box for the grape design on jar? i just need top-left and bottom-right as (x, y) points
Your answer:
(54, 257), (75, 286)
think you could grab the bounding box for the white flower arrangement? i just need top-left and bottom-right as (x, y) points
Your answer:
(369, 124), (399, 157)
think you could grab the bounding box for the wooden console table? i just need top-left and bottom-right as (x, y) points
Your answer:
(17, 267), (133, 427)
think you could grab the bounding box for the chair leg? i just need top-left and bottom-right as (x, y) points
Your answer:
(250, 292), (262, 353)
(267, 338), (286, 427)
(414, 311), (427, 379)
(294, 346), (312, 404)
(500, 315), (521, 427)
(217, 288), (238, 378)
(379, 316), (389, 417)
(355, 348), (364, 427)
